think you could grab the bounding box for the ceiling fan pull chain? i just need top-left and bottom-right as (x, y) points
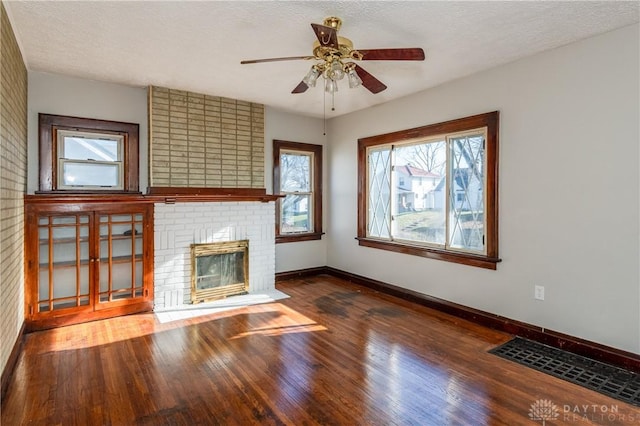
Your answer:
(323, 91), (326, 136)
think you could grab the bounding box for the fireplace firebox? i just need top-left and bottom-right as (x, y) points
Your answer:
(190, 240), (249, 303)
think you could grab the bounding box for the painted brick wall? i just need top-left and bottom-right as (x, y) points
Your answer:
(153, 202), (275, 309)
(149, 86), (265, 188)
(0, 3), (28, 374)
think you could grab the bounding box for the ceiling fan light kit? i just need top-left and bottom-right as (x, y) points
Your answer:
(241, 16), (425, 107)
(303, 58), (362, 93)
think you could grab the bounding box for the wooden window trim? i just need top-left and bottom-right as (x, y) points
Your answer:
(38, 113), (140, 194)
(273, 140), (323, 244)
(357, 111), (500, 269)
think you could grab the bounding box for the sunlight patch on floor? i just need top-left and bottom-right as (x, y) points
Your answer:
(231, 322), (327, 339)
(154, 289), (290, 324)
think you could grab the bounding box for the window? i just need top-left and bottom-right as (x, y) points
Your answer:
(57, 130), (124, 190)
(273, 140), (323, 243)
(357, 112), (500, 269)
(38, 114), (139, 193)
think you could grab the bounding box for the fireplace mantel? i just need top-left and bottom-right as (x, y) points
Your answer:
(146, 187), (282, 203)
(26, 188), (281, 206)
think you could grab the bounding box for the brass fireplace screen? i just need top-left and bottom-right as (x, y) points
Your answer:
(190, 240), (249, 303)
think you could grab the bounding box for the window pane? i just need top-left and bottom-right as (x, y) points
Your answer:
(280, 152), (311, 192)
(62, 136), (120, 161)
(367, 148), (391, 239)
(61, 162), (121, 187)
(280, 194), (311, 233)
(449, 134), (485, 252)
(392, 141), (446, 245)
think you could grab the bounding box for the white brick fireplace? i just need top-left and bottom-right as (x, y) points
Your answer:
(153, 201), (275, 310)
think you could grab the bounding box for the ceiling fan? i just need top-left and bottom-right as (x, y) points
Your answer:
(241, 17), (425, 95)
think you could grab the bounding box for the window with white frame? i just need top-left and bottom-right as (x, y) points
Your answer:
(357, 112), (500, 269)
(57, 130), (124, 190)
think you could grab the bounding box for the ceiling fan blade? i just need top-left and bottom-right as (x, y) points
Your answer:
(357, 48), (425, 61)
(241, 56), (312, 65)
(354, 65), (387, 94)
(291, 81), (309, 94)
(311, 23), (338, 49)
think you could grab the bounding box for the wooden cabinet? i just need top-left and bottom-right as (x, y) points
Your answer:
(25, 198), (153, 330)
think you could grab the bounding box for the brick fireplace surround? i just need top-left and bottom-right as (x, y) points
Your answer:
(153, 201), (276, 310)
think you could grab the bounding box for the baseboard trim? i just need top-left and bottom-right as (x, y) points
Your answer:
(275, 267), (329, 282)
(1, 321), (25, 402)
(281, 266), (640, 373)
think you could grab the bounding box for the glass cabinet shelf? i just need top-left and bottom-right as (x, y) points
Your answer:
(39, 234), (142, 245)
(39, 254), (144, 268)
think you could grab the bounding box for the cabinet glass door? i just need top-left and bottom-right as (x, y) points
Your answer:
(37, 214), (91, 312)
(97, 213), (144, 306)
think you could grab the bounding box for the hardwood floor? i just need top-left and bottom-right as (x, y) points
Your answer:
(2, 275), (638, 425)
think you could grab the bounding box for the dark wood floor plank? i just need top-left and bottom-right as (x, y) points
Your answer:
(2, 274), (638, 425)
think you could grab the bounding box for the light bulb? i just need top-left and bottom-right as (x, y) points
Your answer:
(330, 61), (345, 80)
(302, 66), (321, 87)
(347, 68), (362, 88)
(325, 78), (338, 93)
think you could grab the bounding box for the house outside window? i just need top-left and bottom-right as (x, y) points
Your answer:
(273, 140), (323, 243)
(357, 112), (500, 269)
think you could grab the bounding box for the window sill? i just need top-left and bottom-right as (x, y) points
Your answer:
(356, 237), (501, 270)
(276, 232), (324, 244)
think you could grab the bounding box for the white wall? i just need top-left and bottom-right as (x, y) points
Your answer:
(326, 24), (639, 354)
(265, 107), (328, 273)
(27, 71), (149, 193)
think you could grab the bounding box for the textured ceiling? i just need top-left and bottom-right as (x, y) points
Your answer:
(4, 1), (639, 118)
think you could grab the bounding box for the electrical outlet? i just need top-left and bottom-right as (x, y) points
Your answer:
(534, 285), (545, 301)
